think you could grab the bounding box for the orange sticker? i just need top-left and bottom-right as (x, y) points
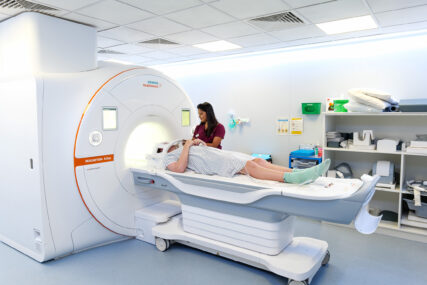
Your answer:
(74, 154), (114, 167)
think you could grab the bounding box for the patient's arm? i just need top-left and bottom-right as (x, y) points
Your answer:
(167, 140), (193, 173)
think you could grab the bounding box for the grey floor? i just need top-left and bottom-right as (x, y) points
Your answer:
(1, 218), (426, 285)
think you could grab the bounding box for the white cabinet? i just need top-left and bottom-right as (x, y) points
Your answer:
(322, 112), (427, 242)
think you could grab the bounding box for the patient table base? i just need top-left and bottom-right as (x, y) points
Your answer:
(152, 215), (329, 284)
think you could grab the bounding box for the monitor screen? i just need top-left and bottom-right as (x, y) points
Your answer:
(181, 109), (190, 127)
(103, 107), (117, 130)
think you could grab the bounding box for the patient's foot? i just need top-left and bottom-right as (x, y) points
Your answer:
(284, 167), (320, 184)
(284, 159), (330, 184)
(314, 159), (330, 176)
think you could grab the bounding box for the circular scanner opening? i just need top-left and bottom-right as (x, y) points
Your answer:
(124, 121), (173, 168)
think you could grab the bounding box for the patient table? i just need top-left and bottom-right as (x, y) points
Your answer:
(131, 168), (380, 285)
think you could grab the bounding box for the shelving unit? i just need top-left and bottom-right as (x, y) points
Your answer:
(322, 112), (427, 242)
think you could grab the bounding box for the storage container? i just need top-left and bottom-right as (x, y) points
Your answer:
(302, 103), (321, 114)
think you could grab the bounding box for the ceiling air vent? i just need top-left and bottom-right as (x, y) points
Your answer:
(248, 11), (305, 32)
(0, 0), (58, 11)
(97, 50), (124, 55)
(139, 38), (179, 45)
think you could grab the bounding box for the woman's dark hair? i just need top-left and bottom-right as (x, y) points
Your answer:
(197, 102), (218, 138)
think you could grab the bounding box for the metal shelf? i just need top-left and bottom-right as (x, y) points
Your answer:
(324, 147), (403, 155)
(323, 112), (427, 241)
(323, 112), (427, 116)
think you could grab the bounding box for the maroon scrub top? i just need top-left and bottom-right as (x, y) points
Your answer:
(193, 123), (225, 149)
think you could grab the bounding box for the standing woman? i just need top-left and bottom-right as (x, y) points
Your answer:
(193, 102), (225, 149)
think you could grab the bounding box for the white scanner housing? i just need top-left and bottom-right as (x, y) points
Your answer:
(0, 13), (196, 262)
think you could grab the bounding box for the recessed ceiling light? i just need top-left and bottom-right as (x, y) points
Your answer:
(193, 40), (241, 52)
(316, 15), (377, 35)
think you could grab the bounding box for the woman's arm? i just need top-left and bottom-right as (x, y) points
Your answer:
(206, 136), (222, 148)
(206, 124), (225, 148)
(167, 140), (194, 173)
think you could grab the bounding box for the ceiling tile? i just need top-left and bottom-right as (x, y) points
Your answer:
(228, 33), (280, 47)
(297, 0), (370, 24)
(211, 0), (289, 20)
(201, 21), (259, 38)
(165, 30), (217, 44)
(168, 46), (207, 56)
(163, 56), (191, 63)
(32, 0), (100, 11)
(165, 5), (234, 28)
(367, 0), (427, 13)
(97, 36), (124, 48)
(107, 54), (155, 63)
(269, 24), (325, 41)
(284, 0), (332, 9)
(108, 44), (153, 54)
(187, 53), (213, 59)
(127, 17), (191, 36)
(119, 0), (202, 14)
(76, 0), (154, 25)
(138, 51), (177, 59)
(62, 12), (116, 30)
(375, 5), (427, 27)
(98, 26), (154, 42)
(142, 59), (167, 65)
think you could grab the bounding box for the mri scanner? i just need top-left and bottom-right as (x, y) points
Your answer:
(0, 12), (382, 285)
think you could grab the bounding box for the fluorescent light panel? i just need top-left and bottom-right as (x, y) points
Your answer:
(193, 40), (241, 52)
(317, 15), (377, 35)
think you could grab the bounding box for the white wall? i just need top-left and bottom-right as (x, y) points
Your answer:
(157, 34), (427, 166)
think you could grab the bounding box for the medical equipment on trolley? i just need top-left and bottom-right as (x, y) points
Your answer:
(0, 12), (382, 285)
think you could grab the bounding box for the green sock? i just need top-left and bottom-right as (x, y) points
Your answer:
(284, 167), (320, 184)
(284, 159), (330, 184)
(314, 159), (331, 176)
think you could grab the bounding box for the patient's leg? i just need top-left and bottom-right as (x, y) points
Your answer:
(243, 161), (285, 182)
(251, 158), (292, 172)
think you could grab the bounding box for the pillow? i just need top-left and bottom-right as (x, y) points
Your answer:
(145, 153), (164, 169)
(348, 88), (399, 105)
(344, 101), (383, 113)
(348, 89), (391, 110)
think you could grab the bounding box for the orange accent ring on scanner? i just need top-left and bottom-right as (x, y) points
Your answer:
(73, 67), (144, 236)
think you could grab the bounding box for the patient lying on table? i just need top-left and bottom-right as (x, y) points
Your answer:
(164, 139), (330, 184)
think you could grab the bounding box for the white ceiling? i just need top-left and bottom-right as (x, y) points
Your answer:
(2, 0), (427, 66)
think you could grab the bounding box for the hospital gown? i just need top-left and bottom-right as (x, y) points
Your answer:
(163, 145), (253, 177)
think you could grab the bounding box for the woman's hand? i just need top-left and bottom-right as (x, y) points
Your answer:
(193, 138), (206, 146)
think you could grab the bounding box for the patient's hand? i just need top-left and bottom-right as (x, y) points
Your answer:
(184, 139), (194, 148)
